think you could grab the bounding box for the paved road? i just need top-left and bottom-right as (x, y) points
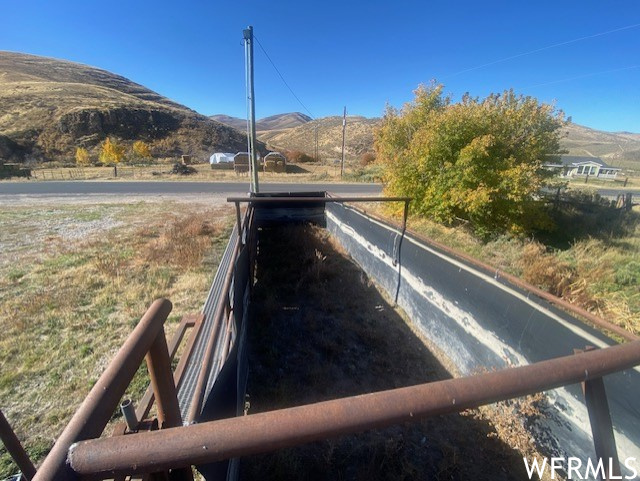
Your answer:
(0, 181), (383, 196)
(0, 181), (636, 200)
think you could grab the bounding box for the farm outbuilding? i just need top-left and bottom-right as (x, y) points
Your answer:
(209, 152), (235, 165)
(263, 152), (286, 173)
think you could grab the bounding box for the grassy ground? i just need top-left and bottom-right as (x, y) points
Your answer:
(15, 161), (364, 183)
(240, 225), (549, 480)
(0, 200), (232, 477)
(376, 202), (640, 336)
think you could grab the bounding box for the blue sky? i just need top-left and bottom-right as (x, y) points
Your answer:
(2, 0), (639, 131)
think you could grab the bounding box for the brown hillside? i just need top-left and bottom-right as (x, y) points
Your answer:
(561, 123), (640, 169)
(0, 51), (260, 162)
(258, 116), (380, 161)
(256, 113), (640, 169)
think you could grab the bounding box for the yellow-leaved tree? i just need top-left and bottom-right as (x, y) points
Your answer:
(132, 140), (152, 161)
(99, 137), (126, 165)
(375, 83), (567, 237)
(75, 147), (90, 166)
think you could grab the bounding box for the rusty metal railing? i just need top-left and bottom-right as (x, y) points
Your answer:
(0, 409), (37, 480)
(62, 340), (640, 479)
(28, 299), (191, 481)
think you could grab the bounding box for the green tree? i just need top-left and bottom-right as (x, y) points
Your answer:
(375, 83), (567, 236)
(99, 137), (126, 165)
(75, 147), (90, 166)
(132, 140), (152, 161)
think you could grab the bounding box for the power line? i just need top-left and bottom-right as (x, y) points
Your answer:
(519, 65), (640, 89)
(443, 22), (640, 79)
(254, 35), (315, 119)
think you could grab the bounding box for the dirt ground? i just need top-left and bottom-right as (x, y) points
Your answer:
(239, 225), (535, 481)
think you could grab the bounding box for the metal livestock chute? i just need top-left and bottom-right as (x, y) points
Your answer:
(3, 192), (640, 480)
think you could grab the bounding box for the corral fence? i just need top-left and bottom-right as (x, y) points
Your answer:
(1, 195), (639, 481)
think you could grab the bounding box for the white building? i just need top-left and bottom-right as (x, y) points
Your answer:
(544, 155), (621, 180)
(209, 152), (235, 165)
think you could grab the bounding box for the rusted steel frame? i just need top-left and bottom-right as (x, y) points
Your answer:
(32, 299), (173, 481)
(227, 196), (412, 204)
(146, 330), (182, 429)
(234, 201), (243, 240)
(0, 409), (37, 480)
(186, 239), (241, 424)
(172, 314), (204, 391)
(345, 203), (638, 343)
(136, 314), (204, 422)
(576, 347), (621, 479)
(69, 340), (640, 477)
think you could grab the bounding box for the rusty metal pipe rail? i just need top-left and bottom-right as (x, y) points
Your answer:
(0, 409), (37, 480)
(68, 340), (640, 478)
(32, 299), (174, 481)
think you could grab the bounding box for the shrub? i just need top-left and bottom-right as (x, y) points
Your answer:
(132, 141), (152, 162)
(75, 147), (90, 166)
(286, 150), (315, 163)
(519, 242), (576, 297)
(360, 152), (376, 166)
(99, 137), (125, 165)
(375, 83), (567, 236)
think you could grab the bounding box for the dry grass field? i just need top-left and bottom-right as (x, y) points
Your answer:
(0, 198), (232, 477)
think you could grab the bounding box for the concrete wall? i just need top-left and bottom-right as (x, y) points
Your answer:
(326, 202), (640, 476)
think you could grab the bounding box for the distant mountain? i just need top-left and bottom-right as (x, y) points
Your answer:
(256, 112), (312, 131)
(0, 51), (261, 162)
(210, 112), (312, 133)
(561, 124), (640, 169)
(209, 115), (247, 131)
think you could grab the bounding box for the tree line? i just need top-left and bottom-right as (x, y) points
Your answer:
(75, 138), (152, 166)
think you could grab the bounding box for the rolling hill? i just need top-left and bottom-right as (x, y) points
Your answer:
(210, 112), (312, 132)
(258, 116), (379, 161)
(562, 123), (640, 169)
(253, 112), (640, 169)
(0, 51), (259, 163)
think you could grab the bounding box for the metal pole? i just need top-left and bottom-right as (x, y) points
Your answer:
(577, 347), (621, 480)
(146, 331), (182, 429)
(340, 106), (346, 178)
(0, 409), (37, 480)
(243, 26), (259, 193)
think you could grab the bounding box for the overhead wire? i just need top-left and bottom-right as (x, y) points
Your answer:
(519, 65), (640, 90)
(254, 35), (315, 119)
(442, 22), (640, 80)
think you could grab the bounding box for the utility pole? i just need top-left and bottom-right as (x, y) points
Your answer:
(340, 106), (347, 178)
(315, 124), (318, 162)
(243, 26), (259, 193)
